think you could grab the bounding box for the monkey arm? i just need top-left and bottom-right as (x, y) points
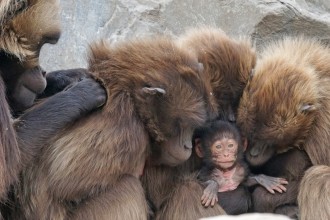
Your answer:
(14, 78), (106, 169)
(39, 68), (90, 98)
(246, 174), (288, 194)
(201, 179), (219, 207)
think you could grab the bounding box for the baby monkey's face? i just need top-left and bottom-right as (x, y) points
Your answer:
(211, 137), (238, 170)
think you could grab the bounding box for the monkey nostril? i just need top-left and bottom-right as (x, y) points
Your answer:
(42, 71), (46, 77)
(184, 144), (192, 150)
(249, 146), (260, 157)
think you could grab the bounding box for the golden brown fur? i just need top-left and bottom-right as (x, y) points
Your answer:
(0, 0), (13, 24)
(177, 27), (256, 121)
(0, 0), (60, 65)
(142, 27), (256, 219)
(298, 165), (330, 220)
(16, 37), (213, 219)
(237, 37), (330, 166)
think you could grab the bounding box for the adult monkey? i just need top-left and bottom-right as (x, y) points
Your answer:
(15, 37), (215, 220)
(0, 0), (106, 209)
(141, 27), (256, 219)
(236, 37), (330, 217)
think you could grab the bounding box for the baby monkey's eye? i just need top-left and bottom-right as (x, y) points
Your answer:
(228, 144), (234, 148)
(216, 145), (222, 149)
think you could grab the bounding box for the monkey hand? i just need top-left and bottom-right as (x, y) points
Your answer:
(66, 78), (107, 111)
(253, 174), (288, 194)
(201, 180), (219, 207)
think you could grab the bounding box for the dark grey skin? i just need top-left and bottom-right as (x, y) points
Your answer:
(15, 77), (106, 167)
(39, 68), (90, 98)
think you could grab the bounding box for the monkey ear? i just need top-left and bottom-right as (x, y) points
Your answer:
(194, 138), (204, 158)
(299, 104), (317, 113)
(142, 87), (166, 95)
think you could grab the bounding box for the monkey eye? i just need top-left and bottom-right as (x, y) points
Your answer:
(215, 145), (222, 149)
(228, 144), (234, 148)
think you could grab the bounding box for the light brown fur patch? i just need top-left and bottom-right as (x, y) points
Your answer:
(238, 37), (330, 166)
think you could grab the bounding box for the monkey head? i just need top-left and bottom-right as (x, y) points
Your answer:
(197, 120), (243, 170)
(0, 0), (61, 112)
(237, 55), (318, 167)
(89, 38), (216, 167)
(176, 27), (256, 122)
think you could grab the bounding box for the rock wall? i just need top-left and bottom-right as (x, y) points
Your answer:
(40, 0), (330, 71)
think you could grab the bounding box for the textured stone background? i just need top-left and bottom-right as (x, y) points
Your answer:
(40, 0), (330, 71)
(38, 1), (329, 218)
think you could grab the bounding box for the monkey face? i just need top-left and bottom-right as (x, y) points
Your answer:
(237, 55), (318, 166)
(158, 127), (195, 166)
(211, 137), (238, 170)
(0, 0), (61, 113)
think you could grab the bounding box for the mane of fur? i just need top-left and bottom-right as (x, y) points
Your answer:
(176, 27), (256, 119)
(89, 38), (211, 141)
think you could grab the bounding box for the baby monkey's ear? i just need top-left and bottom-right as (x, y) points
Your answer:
(194, 138), (204, 158)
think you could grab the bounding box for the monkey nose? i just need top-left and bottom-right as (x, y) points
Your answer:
(249, 145), (261, 157)
(184, 142), (192, 150)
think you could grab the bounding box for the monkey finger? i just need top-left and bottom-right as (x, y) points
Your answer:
(266, 187), (275, 194)
(211, 197), (217, 207)
(278, 184), (287, 192)
(272, 186), (283, 193)
(205, 198), (212, 207)
(201, 195), (208, 203)
(279, 179), (289, 184)
(201, 192), (209, 201)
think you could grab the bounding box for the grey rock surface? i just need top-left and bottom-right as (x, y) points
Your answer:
(40, 0), (330, 71)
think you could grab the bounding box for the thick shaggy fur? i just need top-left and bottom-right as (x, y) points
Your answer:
(142, 27), (256, 219)
(298, 165), (330, 220)
(177, 27), (256, 121)
(0, 0), (60, 64)
(16, 37), (213, 219)
(237, 37), (330, 166)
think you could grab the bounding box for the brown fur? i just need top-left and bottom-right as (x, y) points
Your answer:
(237, 37), (330, 166)
(16, 37), (213, 219)
(142, 27), (256, 219)
(0, 78), (19, 200)
(0, 0), (59, 202)
(298, 165), (330, 220)
(250, 149), (311, 218)
(0, 0), (60, 65)
(177, 27), (256, 121)
(155, 173), (226, 220)
(0, 0), (28, 25)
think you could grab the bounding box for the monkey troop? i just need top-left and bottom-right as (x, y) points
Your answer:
(0, 3), (326, 218)
(196, 120), (288, 214)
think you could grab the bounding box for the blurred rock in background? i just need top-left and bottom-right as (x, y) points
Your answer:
(40, 0), (330, 71)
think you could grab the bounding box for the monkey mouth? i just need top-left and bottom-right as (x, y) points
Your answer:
(220, 161), (235, 164)
(246, 143), (276, 167)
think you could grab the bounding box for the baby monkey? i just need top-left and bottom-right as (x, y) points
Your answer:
(196, 120), (288, 214)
